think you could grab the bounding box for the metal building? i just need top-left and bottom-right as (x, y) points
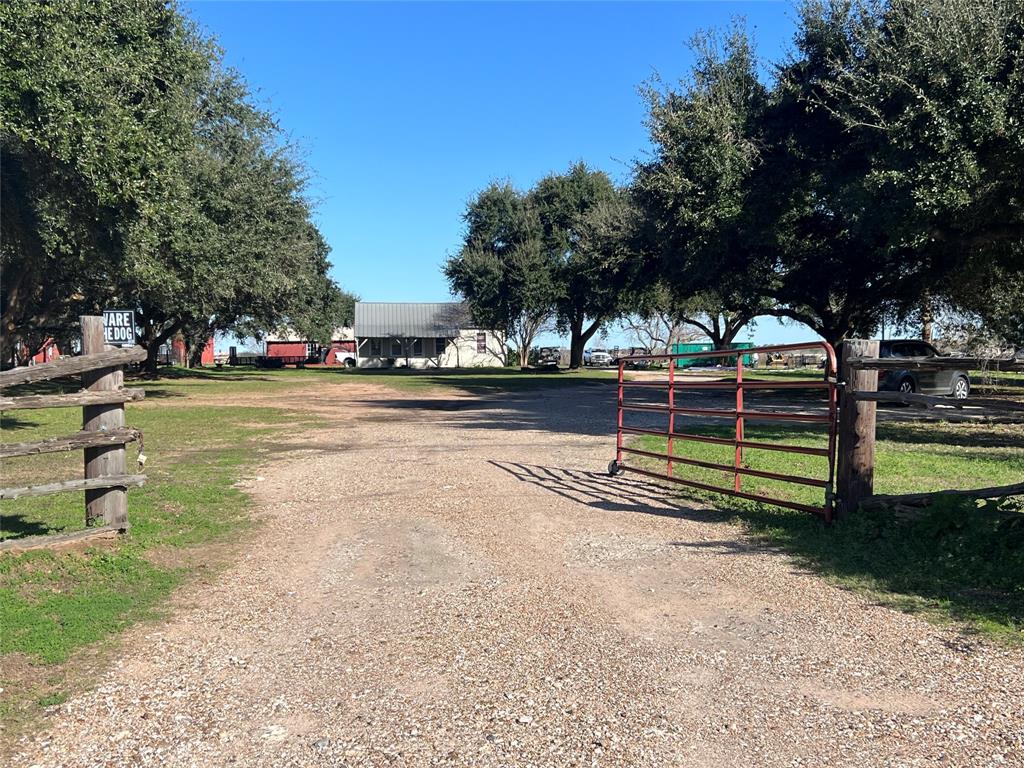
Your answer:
(354, 302), (504, 368)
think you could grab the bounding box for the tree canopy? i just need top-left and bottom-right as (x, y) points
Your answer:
(531, 163), (636, 367)
(446, 164), (637, 368)
(629, 0), (1023, 347)
(444, 183), (555, 367)
(1, 0), (354, 369)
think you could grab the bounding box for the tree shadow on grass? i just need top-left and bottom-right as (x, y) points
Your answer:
(126, 367), (280, 383)
(727, 497), (1024, 639)
(1, 414), (42, 430)
(0, 513), (64, 540)
(876, 421), (1024, 449)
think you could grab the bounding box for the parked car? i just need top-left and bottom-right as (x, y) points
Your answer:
(613, 347), (652, 369)
(533, 346), (561, 369)
(587, 349), (613, 367)
(874, 339), (970, 399)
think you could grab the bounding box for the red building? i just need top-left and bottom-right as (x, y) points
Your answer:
(30, 339), (61, 364)
(169, 336), (215, 366)
(263, 328), (356, 366)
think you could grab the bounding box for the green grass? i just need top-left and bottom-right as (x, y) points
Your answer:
(333, 365), (620, 392)
(0, 374), (321, 737)
(125, 363), (619, 395)
(630, 418), (1024, 641)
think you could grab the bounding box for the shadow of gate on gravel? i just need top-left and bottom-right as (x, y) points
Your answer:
(489, 460), (726, 523)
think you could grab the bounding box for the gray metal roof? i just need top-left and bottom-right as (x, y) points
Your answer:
(354, 302), (474, 338)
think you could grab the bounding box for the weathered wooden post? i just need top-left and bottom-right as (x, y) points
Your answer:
(836, 338), (879, 519)
(81, 316), (128, 529)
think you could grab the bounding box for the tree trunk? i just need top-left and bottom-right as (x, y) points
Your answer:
(568, 318), (584, 369)
(518, 344), (530, 368)
(920, 298), (934, 343)
(141, 319), (182, 377)
(568, 317), (602, 369)
(188, 340), (207, 368)
(714, 330), (736, 350)
(144, 345), (160, 377)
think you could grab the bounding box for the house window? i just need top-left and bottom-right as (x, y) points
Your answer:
(476, 332), (486, 353)
(391, 338), (403, 357)
(368, 338), (382, 356)
(435, 338), (448, 356)
(412, 338), (423, 356)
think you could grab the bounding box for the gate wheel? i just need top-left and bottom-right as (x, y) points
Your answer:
(608, 460), (623, 477)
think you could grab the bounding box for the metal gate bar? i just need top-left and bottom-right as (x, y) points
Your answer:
(611, 341), (839, 521)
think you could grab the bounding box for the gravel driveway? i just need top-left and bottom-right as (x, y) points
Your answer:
(10, 379), (1023, 767)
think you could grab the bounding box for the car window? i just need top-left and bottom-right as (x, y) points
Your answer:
(889, 343), (909, 358)
(904, 342), (933, 357)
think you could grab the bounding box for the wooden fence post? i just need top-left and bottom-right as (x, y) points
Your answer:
(836, 338), (879, 519)
(81, 316), (128, 529)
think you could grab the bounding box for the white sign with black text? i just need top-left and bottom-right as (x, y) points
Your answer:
(103, 310), (137, 347)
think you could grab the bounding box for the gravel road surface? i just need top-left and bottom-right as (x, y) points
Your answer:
(10, 380), (1023, 767)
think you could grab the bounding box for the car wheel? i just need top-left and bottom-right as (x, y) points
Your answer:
(898, 377), (915, 394)
(345, 358), (356, 368)
(953, 375), (970, 400)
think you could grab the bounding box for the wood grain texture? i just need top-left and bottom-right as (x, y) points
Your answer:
(837, 340), (879, 519)
(0, 428), (141, 459)
(0, 474), (147, 500)
(0, 388), (145, 411)
(0, 345), (146, 388)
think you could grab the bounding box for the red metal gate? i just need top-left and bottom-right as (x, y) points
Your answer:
(610, 342), (839, 522)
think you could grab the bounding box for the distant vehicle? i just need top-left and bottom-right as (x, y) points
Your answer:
(613, 347), (652, 369)
(587, 349), (613, 367)
(874, 340), (970, 399)
(534, 346), (561, 369)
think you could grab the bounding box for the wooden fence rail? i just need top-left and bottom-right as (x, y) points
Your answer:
(0, 427), (141, 460)
(0, 389), (146, 411)
(846, 355), (1024, 372)
(837, 342), (1023, 517)
(0, 317), (148, 552)
(0, 346), (147, 388)
(851, 390), (1024, 415)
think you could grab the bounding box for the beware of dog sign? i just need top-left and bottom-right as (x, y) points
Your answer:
(103, 310), (137, 347)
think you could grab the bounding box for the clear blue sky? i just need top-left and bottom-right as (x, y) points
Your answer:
(186, 0), (815, 347)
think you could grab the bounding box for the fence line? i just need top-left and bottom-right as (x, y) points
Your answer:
(0, 346), (147, 388)
(846, 355), (1024, 372)
(851, 390), (1024, 414)
(0, 317), (147, 551)
(841, 345), (1023, 515)
(0, 428), (141, 460)
(0, 389), (146, 411)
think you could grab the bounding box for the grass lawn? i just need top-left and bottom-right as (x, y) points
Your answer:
(0, 373), (321, 738)
(327, 365), (621, 392)
(137, 363), (621, 394)
(628, 416), (1024, 642)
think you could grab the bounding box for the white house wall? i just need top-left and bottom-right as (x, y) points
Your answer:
(357, 330), (504, 368)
